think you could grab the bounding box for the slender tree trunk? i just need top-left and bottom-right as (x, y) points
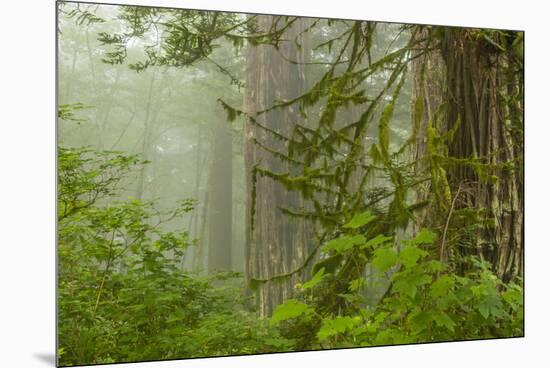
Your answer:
(206, 119), (233, 272)
(187, 124), (205, 235)
(186, 124), (210, 271)
(135, 68), (159, 200)
(194, 191), (209, 272)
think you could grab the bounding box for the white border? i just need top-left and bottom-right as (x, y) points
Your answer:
(1, 1), (547, 367)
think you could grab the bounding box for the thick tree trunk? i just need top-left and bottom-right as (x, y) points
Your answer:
(440, 29), (523, 281)
(243, 16), (311, 317)
(413, 28), (523, 281)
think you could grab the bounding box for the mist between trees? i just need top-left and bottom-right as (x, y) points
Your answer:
(57, 2), (524, 366)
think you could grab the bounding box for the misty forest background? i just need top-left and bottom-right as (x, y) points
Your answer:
(57, 2), (524, 366)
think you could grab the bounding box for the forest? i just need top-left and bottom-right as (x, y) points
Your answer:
(57, 2), (524, 366)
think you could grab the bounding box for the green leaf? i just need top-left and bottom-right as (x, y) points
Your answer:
(503, 286), (523, 310)
(317, 316), (357, 341)
(349, 278), (364, 292)
(271, 299), (313, 326)
(411, 229), (437, 244)
(430, 275), (455, 298)
(362, 234), (393, 249)
(343, 211), (376, 229)
(372, 248), (398, 272)
(302, 268), (326, 290)
(393, 272), (432, 298)
(322, 234), (366, 253)
(478, 302), (490, 319)
(166, 309), (187, 323)
(477, 291), (504, 319)
(407, 308), (431, 333)
(425, 260), (446, 273)
(433, 312), (456, 332)
(399, 245), (428, 268)
(366, 311), (389, 333)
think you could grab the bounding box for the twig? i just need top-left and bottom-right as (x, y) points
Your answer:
(439, 181), (463, 263)
(92, 230), (116, 316)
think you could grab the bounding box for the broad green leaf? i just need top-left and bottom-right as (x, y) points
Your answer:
(425, 259), (446, 272)
(393, 272), (432, 298)
(477, 291), (504, 319)
(343, 211), (376, 229)
(503, 286), (523, 310)
(430, 275), (455, 298)
(393, 279), (416, 298)
(362, 234), (393, 249)
(372, 248), (398, 272)
(302, 268), (326, 290)
(322, 234), (366, 253)
(433, 312), (456, 332)
(470, 284), (488, 298)
(366, 311), (389, 333)
(374, 312), (390, 323)
(317, 316), (357, 341)
(271, 299), (312, 326)
(399, 245), (428, 268)
(478, 302), (490, 319)
(411, 228), (437, 244)
(407, 308), (431, 333)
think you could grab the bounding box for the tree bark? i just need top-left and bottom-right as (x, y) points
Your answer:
(243, 15), (311, 316)
(412, 28), (523, 281)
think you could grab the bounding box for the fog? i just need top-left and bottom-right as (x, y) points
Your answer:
(58, 2), (411, 276)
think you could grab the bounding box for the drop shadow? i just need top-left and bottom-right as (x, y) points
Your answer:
(33, 353), (56, 366)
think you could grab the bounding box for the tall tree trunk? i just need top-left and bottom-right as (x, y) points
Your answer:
(243, 16), (311, 317)
(135, 68), (159, 200)
(206, 119), (233, 272)
(412, 28), (523, 282)
(185, 124), (210, 271)
(440, 29), (523, 281)
(410, 28), (445, 234)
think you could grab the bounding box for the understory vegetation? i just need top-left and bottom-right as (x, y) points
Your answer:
(58, 142), (522, 365)
(57, 2), (524, 366)
(58, 146), (295, 363)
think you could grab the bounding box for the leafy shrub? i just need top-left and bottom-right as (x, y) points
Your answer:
(270, 212), (524, 350)
(58, 147), (290, 366)
(58, 146), (523, 365)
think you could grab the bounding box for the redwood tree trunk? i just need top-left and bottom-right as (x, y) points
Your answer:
(440, 29), (523, 281)
(412, 28), (523, 282)
(243, 16), (311, 317)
